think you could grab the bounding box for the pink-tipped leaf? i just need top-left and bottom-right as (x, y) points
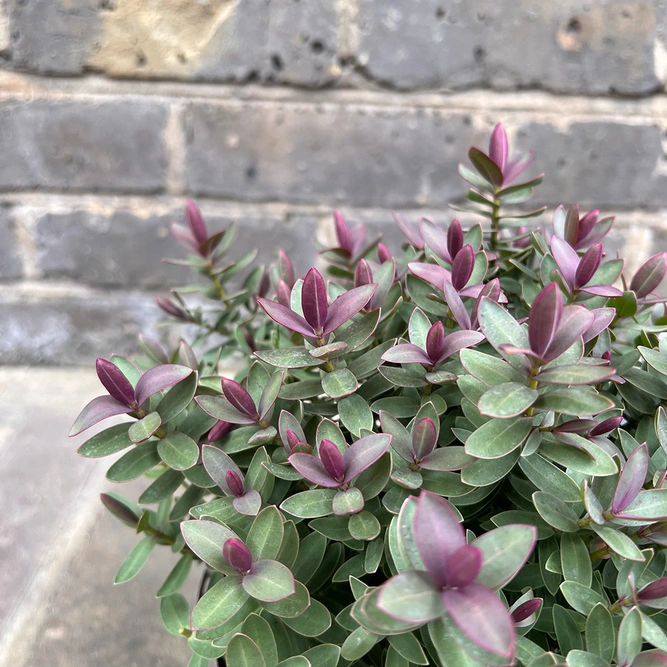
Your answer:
(343, 433), (391, 482)
(542, 305), (594, 363)
(528, 283), (562, 358)
(70, 395), (133, 436)
(612, 443), (649, 513)
(425, 322), (446, 364)
(436, 330), (484, 364)
(631, 252), (667, 298)
(419, 219), (451, 262)
(288, 452), (339, 488)
(488, 123), (508, 172)
(134, 364), (193, 408)
(447, 219), (464, 261)
(444, 281), (472, 330)
(257, 298), (315, 337)
(392, 211), (424, 249)
(551, 237), (579, 289)
(185, 200), (207, 244)
(323, 284), (377, 335)
(202, 445), (244, 495)
(221, 378), (258, 419)
(382, 343), (432, 366)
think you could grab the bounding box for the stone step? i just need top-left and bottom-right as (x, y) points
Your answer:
(0, 368), (198, 667)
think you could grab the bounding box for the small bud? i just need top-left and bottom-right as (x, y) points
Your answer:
(444, 544), (482, 588)
(447, 219), (464, 261)
(226, 470), (245, 497)
(354, 259), (373, 288)
(278, 250), (295, 287)
(412, 417), (437, 461)
(377, 242), (392, 264)
(223, 538), (253, 574)
(156, 297), (190, 321)
(511, 599), (542, 624)
(208, 420), (232, 442)
(631, 252), (667, 298)
(638, 578), (667, 602)
(185, 200), (208, 245)
(221, 378), (258, 419)
(285, 429), (311, 454)
(319, 439), (346, 482)
(589, 415), (623, 437)
(425, 321), (446, 365)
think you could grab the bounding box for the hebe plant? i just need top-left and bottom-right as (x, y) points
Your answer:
(72, 123), (667, 667)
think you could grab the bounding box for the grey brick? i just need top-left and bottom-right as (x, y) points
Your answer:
(0, 208), (21, 280)
(513, 121), (667, 208)
(357, 0), (661, 95)
(0, 293), (165, 364)
(185, 103), (476, 208)
(34, 210), (185, 289)
(0, 100), (168, 193)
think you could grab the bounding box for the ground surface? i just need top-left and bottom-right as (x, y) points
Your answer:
(0, 367), (199, 666)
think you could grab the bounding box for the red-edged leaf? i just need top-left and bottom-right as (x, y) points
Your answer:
(574, 243), (602, 288)
(582, 308), (615, 343)
(612, 443), (649, 513)
(419, 219), (451, 262)
(135, 365), (193, 408)
(202, 444), (244, 495)
(419, 447), (473, 472)
(442, 583), (515, 659)
(232, 490), (262, 516)
(392, 211), (424, 249)
(468, 147), (503, 187)
(425, 322), (445, 364)
(437, 330), (484, 364)
(381, 343), (431, 366)
(444, 281), (471, 330)
(445, 544), (482, 588)
(502, 151), (533, 186)
(302, 268), (328, 332)
(412, 418), (437, 460)
(408, 262), (451, 289)
(551, 237), (579, 289)
(288, 453), (339, 487)
(334, 210), (352, 253)
(185, 200), (207, 244)
(70, 395), (132, 436)
(581, 284), (623, 298)
(343, 433), (391, 482)
(196, 395), (258, 425)
(631, 252), (667, 298)
(451, 245), (475, 291)
(222, 378), (258, 419)
(543, 305), (594, 362)
(257, 298), (315, 337)
(170, 222), (198, 251)
(96, 358), (135, 406)
(323, 284), (377, 335)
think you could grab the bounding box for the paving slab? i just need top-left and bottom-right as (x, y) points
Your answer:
(0, 367), (199, 667)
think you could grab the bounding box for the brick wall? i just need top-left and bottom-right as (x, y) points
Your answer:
(2, 0), (667, 364)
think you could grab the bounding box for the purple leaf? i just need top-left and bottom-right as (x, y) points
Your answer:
(451, 245), (475, 292)
(412, 418), (437, 460)
(445, 544), (482, 588)
(582, 308), (615, 343)
(631, 252), (667, 298)
(257, 298), (315, 337)
(581, 284), (623, 298)
(70, 395), (132, 436)
(489, 123), (508, 173)
(276, 280), (292, 308)
(419, 219), (451, 262)
(637, 577), (667, 602)
(469, 147), (504, 187)
(444, 279), (471, 330)
(502, 150), (534, 186)
(232, 490), (262, 516)
(425, 322), (446, 364)
(223, 538), (253, 574)
(288, 453), (339, 487)
(222, 378), (258, 419)
(334, 210), (352, 253)
(185, 200), (208, 244)
(511, 598), (542, 624)
(320, 439), (346, 482)
(408, 262), (452, 289)
(302, 268), (328, 332)
(447, 219), (463, 259)
(354, 259), (373, 287)
(196, 395), (258, 425)
(550, 237), (579, 290)
(96, 358), (135, 406)
(349, 223), (368, 258)
(580, 215), (614, 249)
(419, 447), (473, 472)
(134, 364), (193, 408)
(437, 330), (484, 364)
(589, 416), (623, 437)
(543, 305), (595, 363)
(578, 208), (599, 243)
(612, 443), (649, 513)
(553, 419), (598, 434)
(169, 222), (199, 252)
(278, 249), (295, 287)
(377, 242), (392, 264)
(382, 343), (431, 366)
(442, 583), (515, 659)
(392, 211), (424, 249)
(343, 433), (391, 482)
(528, 283), (562, 357)
(323, 284), (377, 335)
(574, 243), (602, 288)
(202, 445), (244, 495)
(208, 420), (232, 442)
(226, 470), (245, 497)
(414, 491), (465, 588)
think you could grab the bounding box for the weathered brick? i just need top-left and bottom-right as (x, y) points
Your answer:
(0, 100), (168, 193)
(357, 0), (661, 95)
(0, 291), (165, 364)
(7, 0), (339, 87)
(0, 208), (22, 280)
(513, 120), (667, 208)
(184, 103), (476, 208)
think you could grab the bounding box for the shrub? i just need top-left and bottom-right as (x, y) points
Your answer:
(72, 124), (667, 667)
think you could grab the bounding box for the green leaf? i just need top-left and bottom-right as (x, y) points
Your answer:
(157, 555), (192, 598)
(617, 607), (642, 667)
(561, 533), (592, 587)
(247, 506), (284, 561)
(259, 371), (284, 419)
(157, 432), (199, 470)
(537, 364), (616, 386)
(553, 604), (583, 654)
(242, 560), (295, 602)
(157, 371), (198, 423)
(181, 520), (238, 574)
(464, 417), (533, 459)
(388, 633), (429, 665)
(301, 644), (340, 667)
(129, 411), (162, 443)
(473, 524), (537, 590)
(477, 298), (529, 368)
(479, 382), (539, 419)
(322, 369), (359, 399)
(261, 580), (310, 618)
(364, 537), (384, 573)
(77, 423), (132, 458)
(376, 571), (443, 623)
(333, 487), (365, 516)
(255, 348), (324, 368)
(565, 650), (610, 667)
(279, 379), (323, 400)
(280, 490), (336, 518)
(348, 510), (381, 541)
(560, 581), (606, 615)
(591, 525), (645, 561)
(283, 598), (332, 637)
(460, 449), (520, 487)
(138, 468), (184, 505)
(293, 531), (327, 584)
(192, 577), (249, 630)
(469, 146), (503, 186)
(106, 441), (160, 481)
(586, 603), (615, 662)
(355, 452), (392, 500)
(540, 437), (618, 477)
(188, 636), (226, 660)
(532, 388), (614, 416)
(340, 626), (378, 661)
(460, 349), (525, 386)
(114, 536), (155, 584)
(519, 454), (582, 502)
(226, 633), (266, 667)
(339, 394), (373, 436)
(640, 346), (667, 376)
(336, 310), (380, 350)
(160, 593), (190, 636)
(276, 520), (299, 569)
(533, 492), (581, 532)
